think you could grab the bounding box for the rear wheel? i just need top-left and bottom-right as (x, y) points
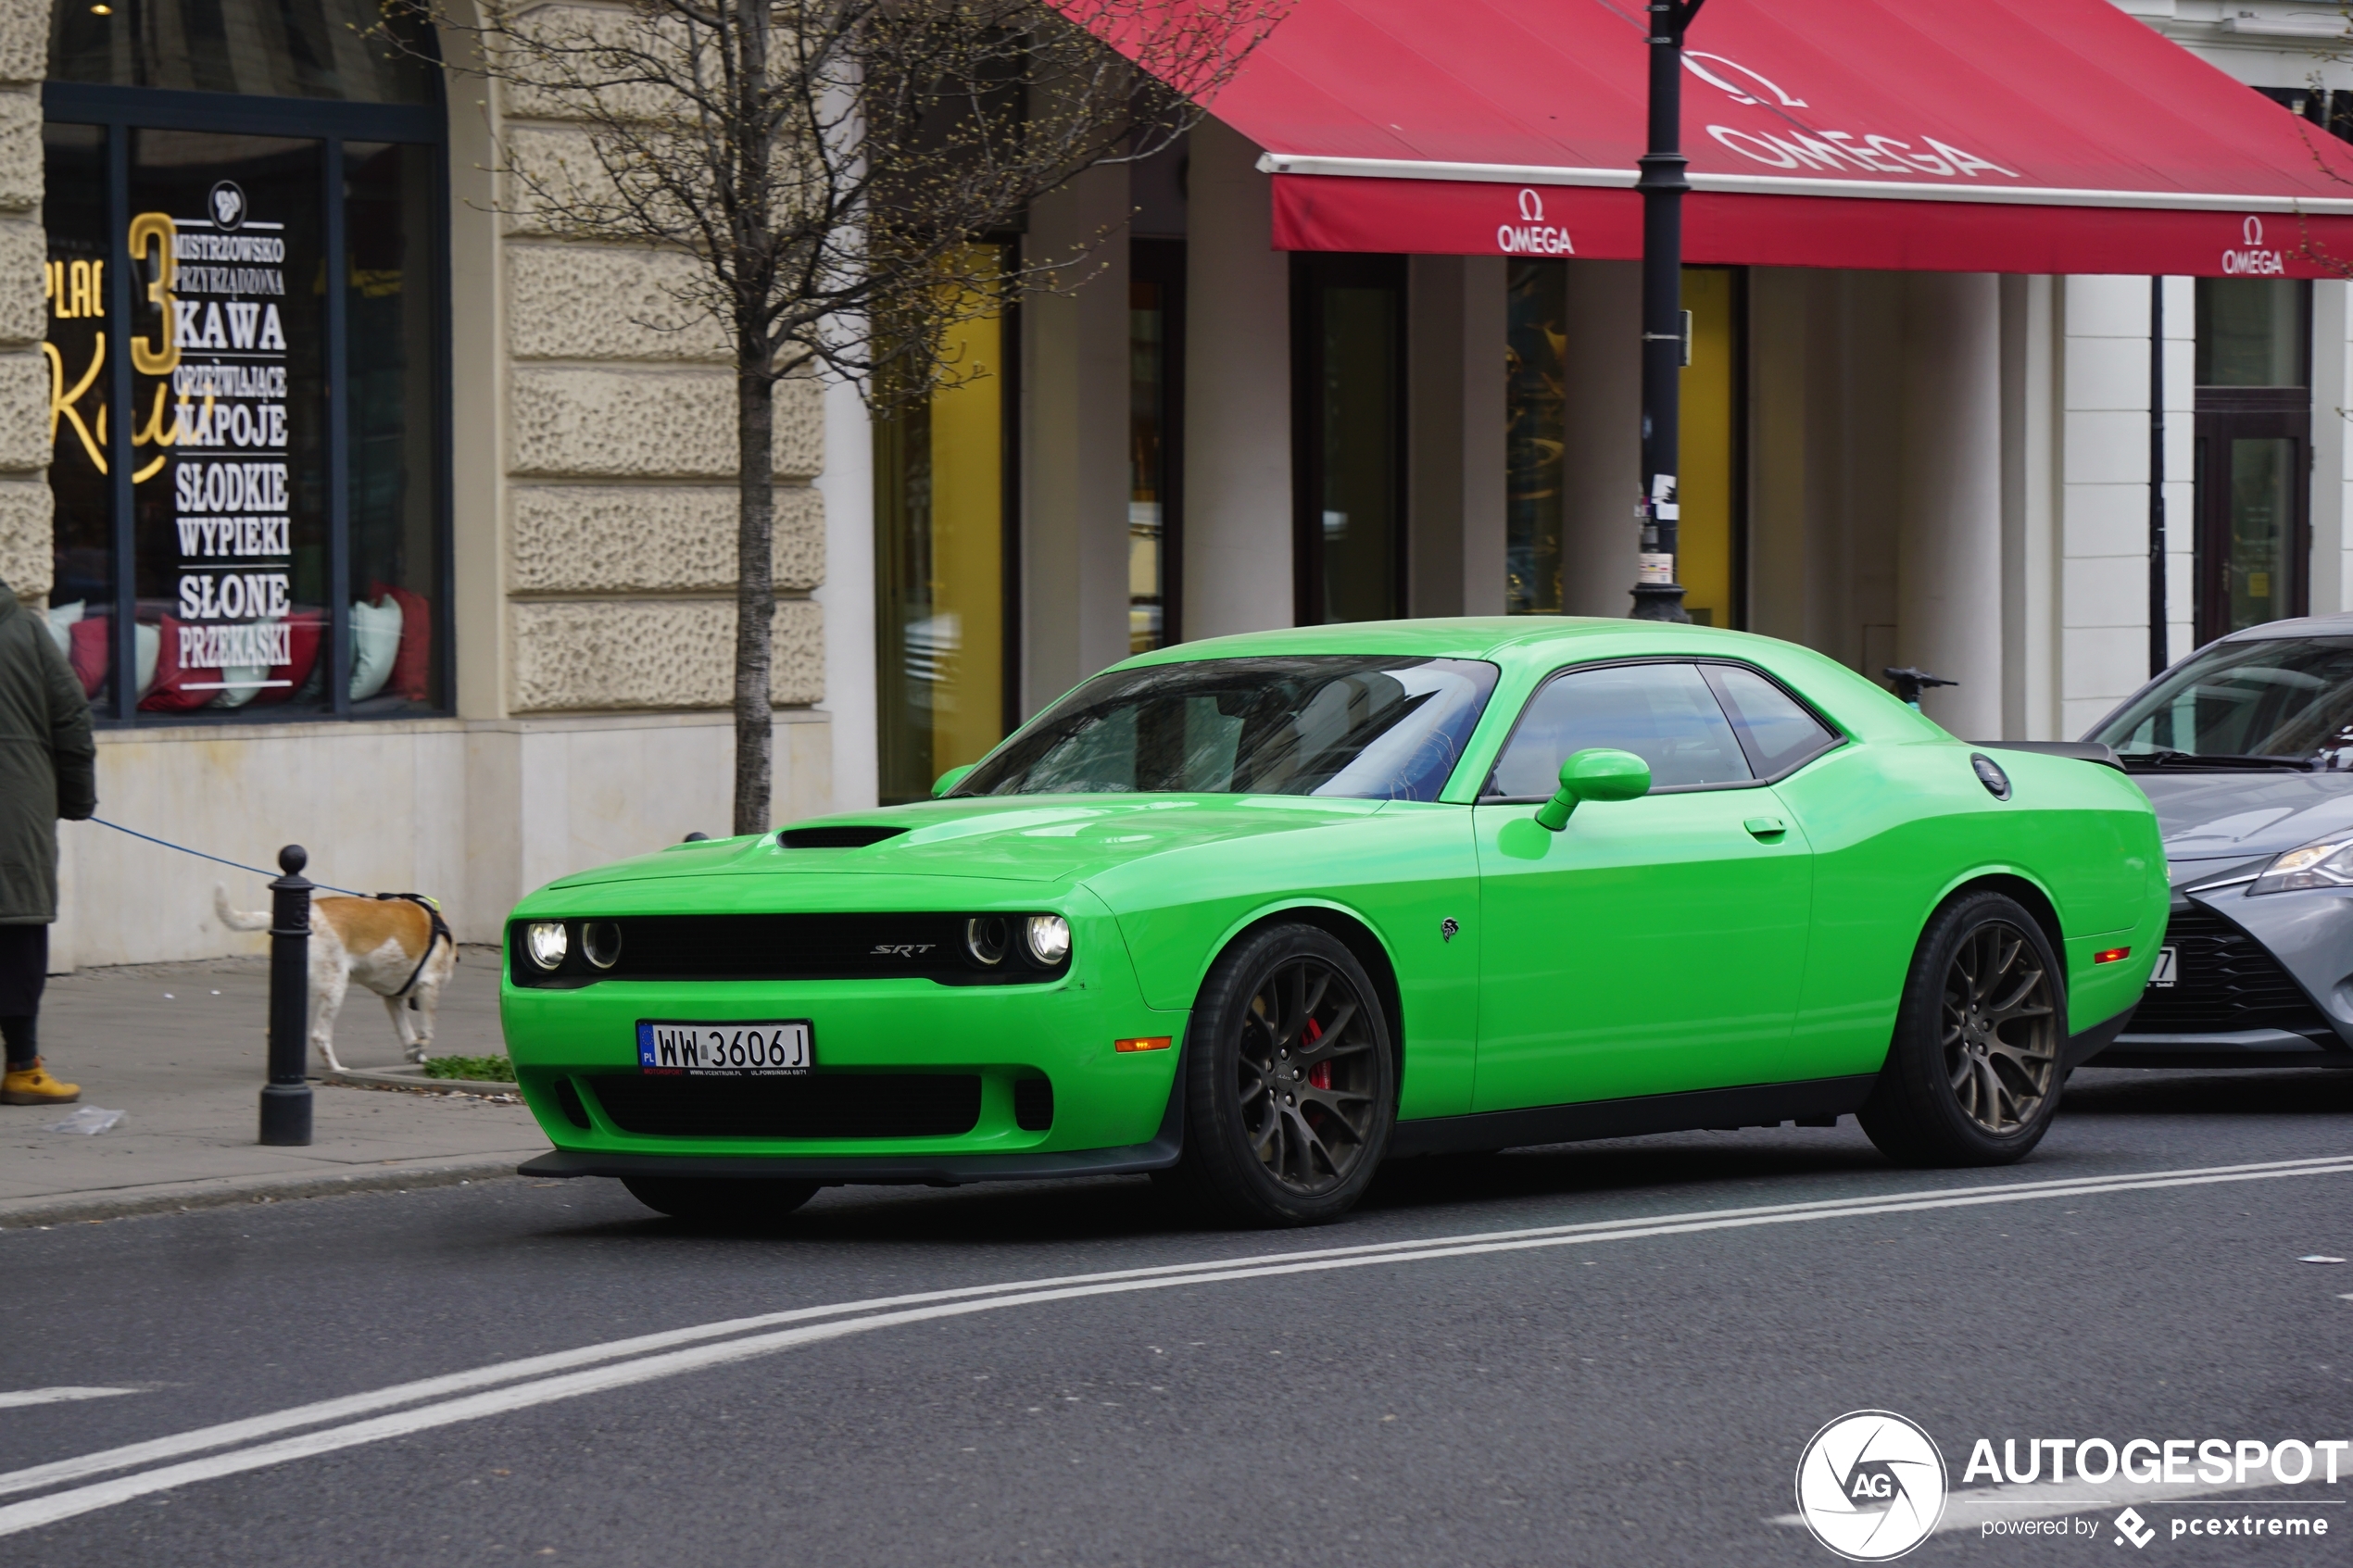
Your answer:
(1164, 923), (1396, 1227)
(1859, 891), (2064, 1167)
(621, 1176), (820, 1224)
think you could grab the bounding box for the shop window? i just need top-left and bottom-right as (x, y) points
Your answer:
(43, 0), (448, 721)
(2194, 279), (2309, 645)
(875, 249), (1014, 805)
(1505, 262), (1744, 624)
(1292, 253), (1405, 624)
(1129, 239), (1184, 653)
(49, 0), (438, 102)
(1504, 259), (1566, 615)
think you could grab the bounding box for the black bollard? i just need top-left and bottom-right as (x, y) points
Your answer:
(258, 844), (314, 1146)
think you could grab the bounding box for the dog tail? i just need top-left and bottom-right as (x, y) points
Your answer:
(213, 884), (272, 932)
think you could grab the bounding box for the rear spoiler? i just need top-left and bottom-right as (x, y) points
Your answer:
(1973, 741), (2123, 773)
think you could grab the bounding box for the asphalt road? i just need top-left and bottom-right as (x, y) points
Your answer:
(4, 1066), (2351, 1568)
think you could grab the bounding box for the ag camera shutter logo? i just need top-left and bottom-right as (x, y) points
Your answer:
(1794, 1411), (1948, 1561)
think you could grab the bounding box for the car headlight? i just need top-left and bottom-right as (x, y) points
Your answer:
(2251, 833), (2353, 894)
(581, 921), (623, 970)
(1022, 914), (1072, 966)
(523, 921), (570, 971)
(963, 916), (1011, 967)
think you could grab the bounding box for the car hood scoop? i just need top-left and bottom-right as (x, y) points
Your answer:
(777, 824), (909, 849)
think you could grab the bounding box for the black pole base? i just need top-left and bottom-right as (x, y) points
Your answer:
(259, 1083), (313, 1147)
(1629, 583), (1692, 622)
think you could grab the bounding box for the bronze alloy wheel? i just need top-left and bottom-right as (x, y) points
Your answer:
(1941, 918), (2058, 1135)
(1232, 955), (1385, 1195)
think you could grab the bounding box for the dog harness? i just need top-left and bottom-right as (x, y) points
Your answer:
(374, 893), (454, 1006)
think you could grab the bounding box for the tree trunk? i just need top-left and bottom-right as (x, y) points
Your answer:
(732, 366), (775, 836)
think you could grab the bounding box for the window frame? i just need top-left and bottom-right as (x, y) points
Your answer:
(41, 79), (452, 726)
(1478, 656), (1847, 803)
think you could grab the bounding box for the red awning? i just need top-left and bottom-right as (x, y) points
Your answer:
(1184, 0), (2353, 275)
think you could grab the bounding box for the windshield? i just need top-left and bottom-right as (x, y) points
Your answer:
(2090, 636), (2353, 769)
(955, 657), (1502, 801)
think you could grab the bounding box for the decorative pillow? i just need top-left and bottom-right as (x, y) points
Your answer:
(44, 601), (82, 662)
(367, 583), (431, 703)
(249, 612), (323, 707)
(138, 617), (218, 712)
(67, 615), (107, 697)
(348, 596), (402, 701)
(133, 621), (158, 701)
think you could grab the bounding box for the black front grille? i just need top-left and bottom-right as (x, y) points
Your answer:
(510, 913), (1066, 986)
(1013, 1076), (1053, 1131)
(2124, 904), (2329, 1035)
(586, 1073), (983, 1138)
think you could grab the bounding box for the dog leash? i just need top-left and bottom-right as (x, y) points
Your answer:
(87, 816), (373, 897)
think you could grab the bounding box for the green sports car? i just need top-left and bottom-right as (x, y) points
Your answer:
(507, 619), (2168, 1225)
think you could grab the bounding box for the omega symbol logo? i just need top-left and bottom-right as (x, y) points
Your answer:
(2246, 215), (2265, 245)
(1518, 188), (1544, 222)
(208, 180), (247, 232)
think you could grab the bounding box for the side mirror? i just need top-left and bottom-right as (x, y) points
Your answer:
(931, 763), (976, 798)
(1533, 748), (1651, 832)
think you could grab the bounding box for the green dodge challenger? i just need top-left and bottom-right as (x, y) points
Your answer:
(506, 619), (2167, 1226)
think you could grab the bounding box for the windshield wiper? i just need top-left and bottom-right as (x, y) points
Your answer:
(2118, 747), (2316, 772)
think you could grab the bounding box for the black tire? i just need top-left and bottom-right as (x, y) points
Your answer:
(1164, 922), (1397, 1226)
(620, 1176), (820, 1224)
(1859, 891), (2066, 1167)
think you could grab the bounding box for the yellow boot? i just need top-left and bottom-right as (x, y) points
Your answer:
(2, 1058), (79, 1105)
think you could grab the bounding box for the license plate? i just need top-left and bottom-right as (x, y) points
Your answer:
(636, 1021), (812, 1075)
(2149, 947), (2177, 988)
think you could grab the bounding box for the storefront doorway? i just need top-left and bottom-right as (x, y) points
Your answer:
(2193, 279), (2310, 646)
(1291, 252), (1406, 625)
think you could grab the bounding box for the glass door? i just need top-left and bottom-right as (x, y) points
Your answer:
(2194, 279), (2309, 646)
(1291, 253), (1405, 625)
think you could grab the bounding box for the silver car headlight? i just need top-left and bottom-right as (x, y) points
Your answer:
(2251, 833), (2353, 894)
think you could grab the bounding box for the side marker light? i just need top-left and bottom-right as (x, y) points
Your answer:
(1114, 1036), (1173, 1053)
(2094, 947), (2130, 964)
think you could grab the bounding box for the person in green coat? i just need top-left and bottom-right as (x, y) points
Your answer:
(0, 582), (94, 1106)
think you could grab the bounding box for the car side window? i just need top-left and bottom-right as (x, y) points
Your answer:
(1703, 665), (1841, 778)
(1487, 662), (1754, 797)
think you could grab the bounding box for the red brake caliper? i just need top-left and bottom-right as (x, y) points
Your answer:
(1303, 1016), (1332, 1089)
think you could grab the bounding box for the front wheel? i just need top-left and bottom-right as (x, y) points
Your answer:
(1164, 923), (1397, 1227)
(1859, 891), (2065, 1167)
(621, 1175), (820, 1224)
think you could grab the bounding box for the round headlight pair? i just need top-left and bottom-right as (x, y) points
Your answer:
(962, 913), (1071, 969)
(522, 921), (622, 972)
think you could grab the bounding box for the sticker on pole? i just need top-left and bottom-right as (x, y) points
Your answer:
(1793, 1410), (1947, 1561)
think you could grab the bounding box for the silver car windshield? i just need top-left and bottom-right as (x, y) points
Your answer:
(955, 657), (1502, 801)
(2090, 636), (2353, 770)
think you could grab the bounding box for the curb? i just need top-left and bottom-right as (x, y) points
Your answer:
(321, 1065), (521, 1100)
(0, 1149), (549, 1230)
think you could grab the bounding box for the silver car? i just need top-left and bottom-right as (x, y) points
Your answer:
(2085, 615), (2353, 1069)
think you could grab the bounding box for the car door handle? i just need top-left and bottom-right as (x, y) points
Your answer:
(1743, 816), (1788, 839)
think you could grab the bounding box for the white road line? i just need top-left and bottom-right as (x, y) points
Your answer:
(3, 1154), (2350, 1539)
(0, 1390), (140, 1411)
(5, 1153), (2341, 1504)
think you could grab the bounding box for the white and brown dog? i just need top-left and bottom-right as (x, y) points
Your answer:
(214, 886), (458, 1073)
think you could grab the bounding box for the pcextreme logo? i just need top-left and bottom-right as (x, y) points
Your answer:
(1794, 1411), (1949, 1562)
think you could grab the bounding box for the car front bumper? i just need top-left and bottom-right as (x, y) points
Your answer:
(2097, 877), (2353, 1069)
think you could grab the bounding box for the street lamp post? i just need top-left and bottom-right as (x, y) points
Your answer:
(1629, 0), (1704, 622)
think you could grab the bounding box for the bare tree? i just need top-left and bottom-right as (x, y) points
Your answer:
(409, 0), (1284, 833)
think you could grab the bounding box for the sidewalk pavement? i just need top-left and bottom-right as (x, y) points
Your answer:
(0, 945), (548, 1227)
